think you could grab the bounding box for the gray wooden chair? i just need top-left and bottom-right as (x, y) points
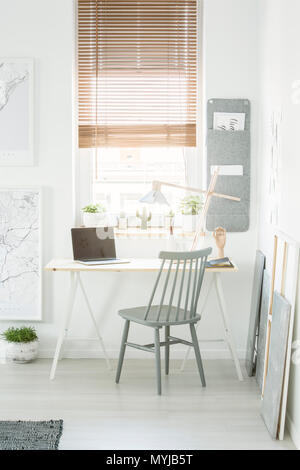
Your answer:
(115, 248), (212, 395)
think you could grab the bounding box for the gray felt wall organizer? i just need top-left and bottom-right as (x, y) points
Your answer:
(206, 99), (251, 232)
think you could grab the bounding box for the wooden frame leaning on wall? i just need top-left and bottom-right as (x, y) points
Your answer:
(262, 229), (300, 440)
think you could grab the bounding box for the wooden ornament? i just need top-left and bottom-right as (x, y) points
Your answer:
(213, 227), (227, 259)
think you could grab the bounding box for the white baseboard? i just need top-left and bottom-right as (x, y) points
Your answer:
(38, 348), (246, 360)
(286, 413), (300, 450)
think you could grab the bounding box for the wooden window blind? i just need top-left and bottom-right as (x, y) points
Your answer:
(78, 0), (197, 148)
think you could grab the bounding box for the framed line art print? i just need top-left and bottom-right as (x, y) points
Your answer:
(0, 187), (42, 320)
(0, 58), (34, 166)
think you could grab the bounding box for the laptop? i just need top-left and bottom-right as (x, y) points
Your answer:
(71, 227), (129, 265)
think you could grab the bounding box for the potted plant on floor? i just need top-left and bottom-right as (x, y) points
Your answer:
(2, 327), (39, 364)
(180, 195), (203, 233)
(82, 203), (107, 227)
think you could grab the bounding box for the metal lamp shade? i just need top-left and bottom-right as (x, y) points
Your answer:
(139, 190), (169, 206)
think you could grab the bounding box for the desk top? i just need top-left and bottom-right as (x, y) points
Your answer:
(45, 258), (238, 273)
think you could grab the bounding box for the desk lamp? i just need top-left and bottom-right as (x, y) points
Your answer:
(139, 167), (241, 250)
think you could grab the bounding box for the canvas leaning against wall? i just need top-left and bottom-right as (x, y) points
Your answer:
(0, 188), (42, 320)
(0, 58), (34, 166)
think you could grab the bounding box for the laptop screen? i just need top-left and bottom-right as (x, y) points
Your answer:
(71, 227), (116, 260)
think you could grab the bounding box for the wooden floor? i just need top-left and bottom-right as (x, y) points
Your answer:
(0, 359), (295, 450)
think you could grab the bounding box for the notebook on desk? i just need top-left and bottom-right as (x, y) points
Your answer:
(71, 227), (130, 266)
(206, 257), (234, 269)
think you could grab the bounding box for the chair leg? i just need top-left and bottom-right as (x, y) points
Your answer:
(190, 323), (206, 387)
(116, 320), (130, 384)
(154, 328), (162, 395)
(165, 325), (170, 375)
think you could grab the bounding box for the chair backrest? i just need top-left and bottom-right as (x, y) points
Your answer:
(144, 248), (212, 323)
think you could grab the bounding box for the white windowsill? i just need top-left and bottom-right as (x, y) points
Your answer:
(115, 228), (196, 240)
(77, 226), (197, 240)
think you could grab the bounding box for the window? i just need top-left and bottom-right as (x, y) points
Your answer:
(93, 147), (187, 215)
(77, 1), (199, 225)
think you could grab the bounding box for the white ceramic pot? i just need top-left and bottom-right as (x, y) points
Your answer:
(82, 212), (106, 227)
(6, 340), (39, 364)
(182, 214), (198, 233)
(118, 217), (128, 230)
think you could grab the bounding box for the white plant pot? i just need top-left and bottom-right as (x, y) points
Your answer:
(6, 340), (39, 364)
(82, 212), (106, 227)
(182, 214), (198, 233)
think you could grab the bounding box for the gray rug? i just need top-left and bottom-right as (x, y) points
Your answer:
(0, 420), (63, 450)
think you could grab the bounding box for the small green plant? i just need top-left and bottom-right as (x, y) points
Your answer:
(82, 203), (106, 214)
(180, 195), (203, 216)
(2, 327), (38, 344)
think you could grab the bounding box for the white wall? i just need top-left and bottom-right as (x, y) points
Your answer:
(0, 0), (74, 351)
(202, 0), (259, 356)
(0, 0), (259, 363)
(257, 0), (300, 449)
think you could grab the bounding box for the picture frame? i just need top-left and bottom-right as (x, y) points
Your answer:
(0, 187), (42, 321)
(0, 58), (34, 166)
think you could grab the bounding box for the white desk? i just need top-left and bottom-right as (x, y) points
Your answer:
(45, 259), (243, 381)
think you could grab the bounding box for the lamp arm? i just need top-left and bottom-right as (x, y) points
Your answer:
(153, 180), (240, 202)
(212, 192), (240, 202)
(153, 180), (206, 194)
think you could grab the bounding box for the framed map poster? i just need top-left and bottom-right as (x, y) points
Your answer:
(0, 58), (34, 166)
(0, 188), (42, 320)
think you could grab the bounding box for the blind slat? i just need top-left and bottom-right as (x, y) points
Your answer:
(78, 0), (197, 148)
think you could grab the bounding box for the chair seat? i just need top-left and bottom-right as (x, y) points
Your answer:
(119, 305), (201, 327)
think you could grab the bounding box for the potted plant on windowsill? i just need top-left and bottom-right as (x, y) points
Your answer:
(180, 195), (203, 233)
(82, 203), (107, 227)
(164, 209), (175, 230)
(2, 327), (39, 364)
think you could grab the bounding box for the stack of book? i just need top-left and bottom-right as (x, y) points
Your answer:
(205, 257), (234, 269)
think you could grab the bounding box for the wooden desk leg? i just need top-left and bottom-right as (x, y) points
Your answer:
(50, 272), (78, 380)
(215, 273), (244, 382)
(78, 274), (112, 371)
(180, 276), (214, 372)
